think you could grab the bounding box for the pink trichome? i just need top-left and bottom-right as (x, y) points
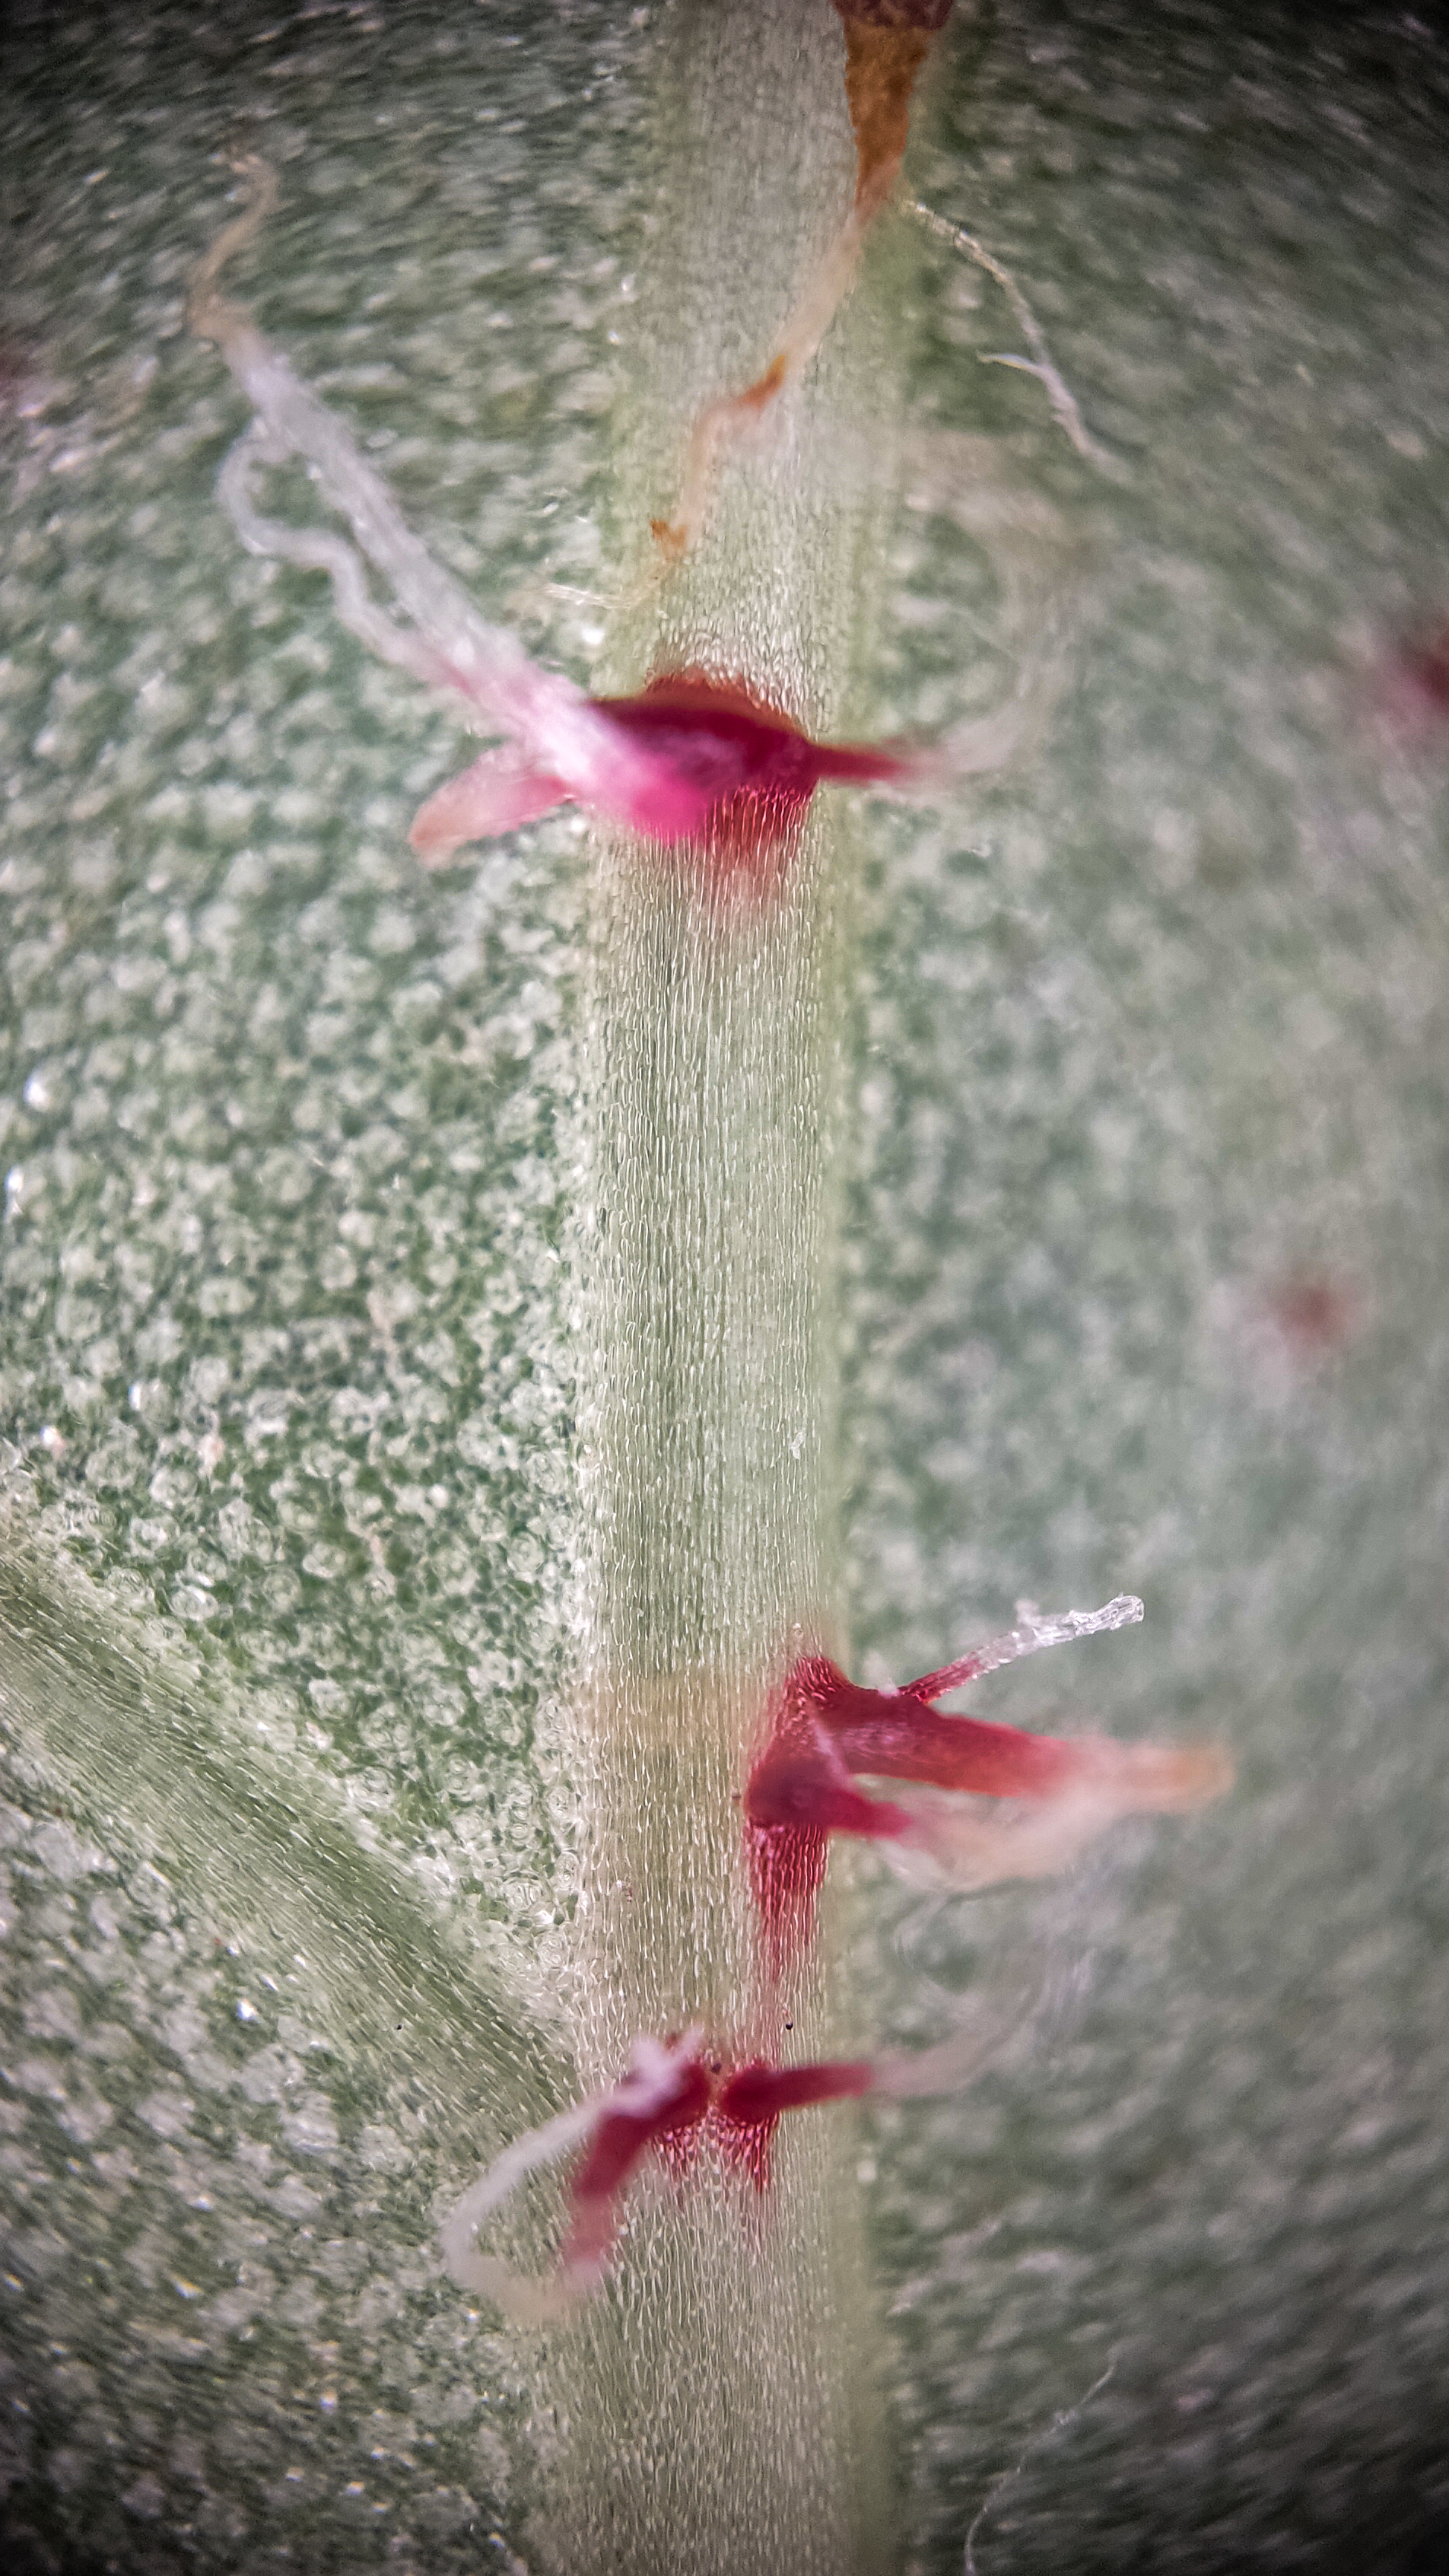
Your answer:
(442, 2034), (892, 2315)
(410, 666), (915, 876)
(745, 1595), (1231, 1967)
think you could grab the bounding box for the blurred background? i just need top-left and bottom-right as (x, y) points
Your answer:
(2, 2), (1448, 2568)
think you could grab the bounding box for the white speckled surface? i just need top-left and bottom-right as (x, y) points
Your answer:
(2, 2), (1448, 2569)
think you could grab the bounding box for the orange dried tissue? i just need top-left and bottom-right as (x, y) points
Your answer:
(650, 2), (954, 560)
